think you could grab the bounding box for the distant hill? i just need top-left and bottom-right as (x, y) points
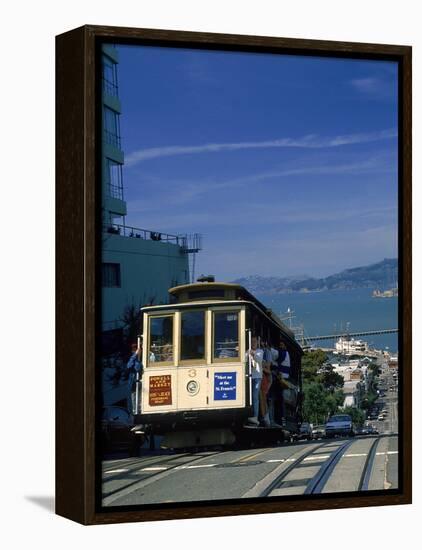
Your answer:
(233, 258), (398, 294)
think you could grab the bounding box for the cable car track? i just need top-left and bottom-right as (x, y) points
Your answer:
(358, 436), (382, 491)
(102, 450), (223, 505)
(259, 437), (384, 497)
(102, 452), (194, 482)
(101, 435), (397, 505)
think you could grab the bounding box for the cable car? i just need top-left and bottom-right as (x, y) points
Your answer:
(134, 279), (303, 448)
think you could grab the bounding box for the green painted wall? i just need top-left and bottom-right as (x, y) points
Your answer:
(102, 234), (190, 330)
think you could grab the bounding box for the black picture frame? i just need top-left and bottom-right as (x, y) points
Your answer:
(56, 25), (412, 525)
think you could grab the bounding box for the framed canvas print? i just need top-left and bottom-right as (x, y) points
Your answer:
(56, 25), (412, 525)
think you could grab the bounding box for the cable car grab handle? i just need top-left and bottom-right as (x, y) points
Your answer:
(246, 329), (252, 406)
(135, 335), (142, 415)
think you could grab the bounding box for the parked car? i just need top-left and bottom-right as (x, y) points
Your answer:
(324, 414), (355, 438)
(311, 425), (326, 440)
(297, 422), (313, 440)
(101, 406), (144, 455)
(366, 425), (379, 435)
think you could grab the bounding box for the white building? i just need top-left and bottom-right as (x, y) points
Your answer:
(335, 336), (369, 355)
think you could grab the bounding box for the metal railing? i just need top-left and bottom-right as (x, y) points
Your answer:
(107, 182), (124, 201)
(103, 223), (202, 250)
(103, 223), (187, 247)
(180, 233), (202, 253)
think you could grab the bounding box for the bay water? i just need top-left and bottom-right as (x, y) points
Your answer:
(256, 288), (398, 353)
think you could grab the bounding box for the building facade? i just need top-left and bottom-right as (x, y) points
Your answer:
(335, 337), (369, 355)
(101, 45), (198, 338)
(100, 46), (201, 407)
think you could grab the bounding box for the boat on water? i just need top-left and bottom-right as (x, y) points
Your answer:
(372, 287), (398, 298)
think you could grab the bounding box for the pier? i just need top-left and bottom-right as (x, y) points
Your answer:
(305, 328), (398, 342)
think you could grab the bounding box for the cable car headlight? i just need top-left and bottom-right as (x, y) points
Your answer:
(186, 380), (199, 395)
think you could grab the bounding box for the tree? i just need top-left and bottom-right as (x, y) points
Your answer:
(119, 294), (157, 355)
(120, 302), (143, 355)
(318, 364), (344, 390)
(302, 382), (330, 424)
(368, 362), (381, 376)
(302, 349), (328, 382)
(360, 389), (378, 411)
(342, 406), (366, 427)
(325, 390), (345, 417)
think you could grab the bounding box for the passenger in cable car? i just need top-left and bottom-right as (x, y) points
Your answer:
(260, 341), (273, 426)
(278, 341), (291, 379)
(217, 342), (239, 358)
(267, 340), (291, 425)
(267, 343), (283, 428)
(246, 336), (264, 426)
(126, 342), (143, 414)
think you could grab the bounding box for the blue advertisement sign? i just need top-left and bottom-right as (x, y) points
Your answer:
(214, 372), (237, 401)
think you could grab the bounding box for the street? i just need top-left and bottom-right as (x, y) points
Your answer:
(368, 360), (399, 434)
(102, 433), (398, 506)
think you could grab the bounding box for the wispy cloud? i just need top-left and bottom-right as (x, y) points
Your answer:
(125, 129), (397, 166)
(126, 152), (396, 212)
(350, 77), (395, 100)
(351, 77), (380, 93)
(127, 200), (396, 232)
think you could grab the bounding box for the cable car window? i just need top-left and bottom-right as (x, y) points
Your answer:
(180, 311), (205, 360)
(149, 316), (173, 363)
(213, 311), (239, 360)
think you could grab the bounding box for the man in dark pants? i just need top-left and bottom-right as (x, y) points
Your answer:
(126, 342), (143, 414)
(269, 341), (291, 426)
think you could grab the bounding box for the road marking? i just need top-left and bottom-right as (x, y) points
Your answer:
(140, 466), (168, 471)
(104, 469), (129, 474)
(233, 449), (269, 463)
(303, 455), (330, 461)
(343, 453), (368, 458)
(175, 464), (217, 469)
(376, 451), (398, 456)
(266, 459), (285, 463)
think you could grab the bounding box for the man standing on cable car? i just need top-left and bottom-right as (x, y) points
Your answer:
(126, 342), (143, 414)
(277, 340), (290, 421)
(246, 336), (264, 426)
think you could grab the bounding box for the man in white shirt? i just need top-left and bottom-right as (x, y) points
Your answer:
(279, 341), (291, 379)
(246, 336), (263, 425)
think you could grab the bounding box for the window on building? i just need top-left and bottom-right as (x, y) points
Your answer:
(102, 55), (118, 96)
(213, 311), (239, 360)
(102, 263), (121, 287)
(149, 316), (174, 363)
(106, 159), (123, 200)
(103, 107), (121, 148)
(181, 310), (205, 360)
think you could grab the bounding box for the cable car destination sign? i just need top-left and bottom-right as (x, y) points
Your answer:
(149, 375), (172, 406)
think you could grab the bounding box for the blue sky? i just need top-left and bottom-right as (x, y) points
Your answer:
(116, 45), (398, 279)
